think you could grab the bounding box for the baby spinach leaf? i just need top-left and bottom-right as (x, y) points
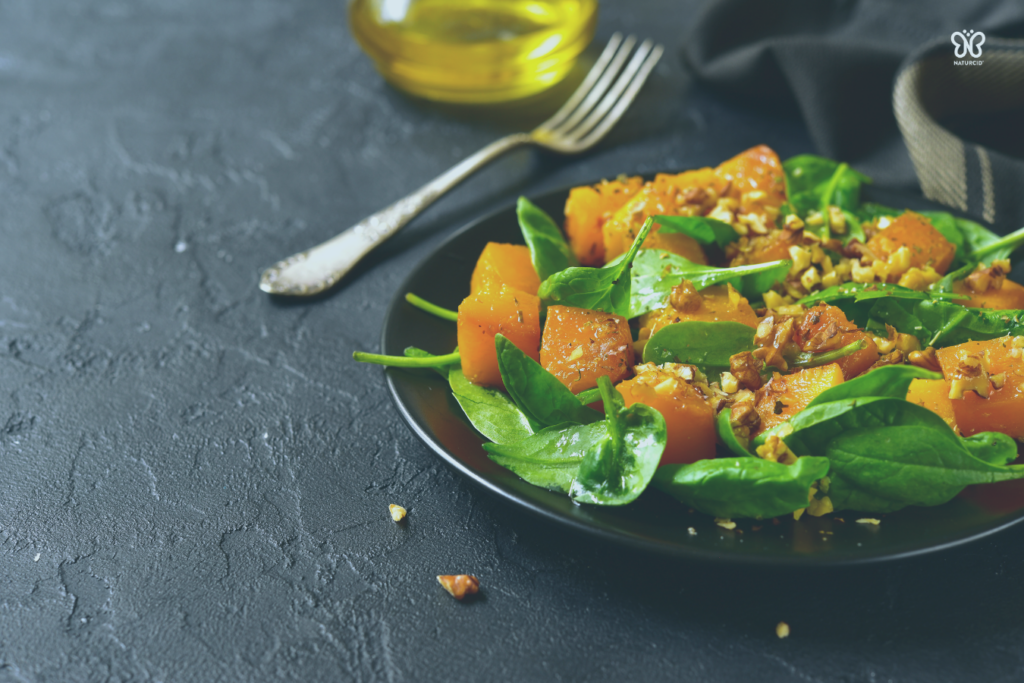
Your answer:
(404, 346), (457, 379)
(716, 408), (755, 458)
(537, 217), (654, 317)
(866, 298), (1024, 348)
(652, 456), (830, 519)
(495, 334), (601, 428)
(652, 215), (738, 249)
(825, 424), (1024, 513)
(806, 365), (943, 408)
(483, 421), (605, 493)
(517, 196), (577, 281)
(961, 432), (1019, 467)
(783, 155), (871, 218)
(569, 376), (666, 506)
(642, 321), (755, 376)
(967, 225), (1024, 264)
(799, 282), (963, 328)
(629, 249), (790, 317)
(448, 365), (534, 445)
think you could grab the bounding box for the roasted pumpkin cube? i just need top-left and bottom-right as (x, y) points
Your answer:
(865, 211), (956, 276)
(794, 303), (880, 380)
(639, 284), (759, 337)
(936, 336), (1024, 439)
(616, 364), (716, 465)
(457, 284), (541, 388)
(755, 363), (845, 434)
(469, 242), (541, 296)
(563, 177), (644, 266)
(906, 378), (959, 433)
(601, 183), (710, 264)
(951, 279), (1024, 310)
(540, 306), (634, 394)
(714, 144), (787, 209)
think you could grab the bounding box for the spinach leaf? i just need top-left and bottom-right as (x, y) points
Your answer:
(404, 346), (457, 379)
(652, 456), (830, 519)
(967, 225), (1024, 264)
(448, 365), (534, 445)
(798, 282), (963, 328)
(866, 298), (1024, 348)
(826, 424), (1024, 513)
(961, 432), (1019, 466)
(629, 249), (790, 317)
(642, 321), (755, 376)
(483, 421), (604, 493)
(806, 365), (943, 408)
(495, 334), (601, 428)
(569, 376), (666, 505)
(716, 408), (755, 457)
(517, 196), (577, 281)
(653, 215), (738, 249)
(783, 155), (871, 217)
(764, 396), (1024, 513)
(537, 217), (654, 317)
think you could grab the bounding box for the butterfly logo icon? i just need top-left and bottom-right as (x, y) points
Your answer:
(951, 30), (985, 58)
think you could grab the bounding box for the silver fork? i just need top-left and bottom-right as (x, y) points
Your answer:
(259, 33), (664, 296)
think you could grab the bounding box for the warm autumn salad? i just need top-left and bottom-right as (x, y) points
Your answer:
(356, 145), (1024, 521)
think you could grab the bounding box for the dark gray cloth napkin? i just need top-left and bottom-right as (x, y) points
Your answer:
(683, 0), (1024, 231)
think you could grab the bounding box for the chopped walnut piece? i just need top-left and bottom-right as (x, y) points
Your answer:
(856, 518), (881, 525)
(729, 400), (761, 439)
(669, 280), (703, 312)
(908, 347), (941, 373)
(776, 622), (791, 639)
(965, 260), (1010, 293)
(806, 496), (833, 517)
(948, 349), (991, 399)
(729, 351), (764, 391)
(802, 320), (843, 353)
(753, 346), (788, 372)
(389, 504), (407, 522)
(437, 574), (480, 601)
(867, 350), (903, 372)
(755, 435), (797, 465)
(715, 518), (737, 530)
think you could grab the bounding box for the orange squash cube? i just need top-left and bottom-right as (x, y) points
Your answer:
(936, 336), (1024, 439)
(601, 183), (710, 264)
(755, 363), (845, 434)
(639, 284), (759, 337)
(540, 306), (634, 394)
(794, 304), (880, 380)
(865, 211), (957, 276)
(616, 365), (716, 465)
(714, 144), (787, 209)
(906, 378), (959, 433)
(457, 284), (541, 388)
(563, 177), (644, 266)
(469, 243), (541, 296)
(951, 279), (1024, 310)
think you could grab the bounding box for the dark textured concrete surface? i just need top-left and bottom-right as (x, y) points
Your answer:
(2, 1), (1024, 681)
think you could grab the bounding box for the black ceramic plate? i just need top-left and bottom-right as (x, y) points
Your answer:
(381, 183), (1024, 565)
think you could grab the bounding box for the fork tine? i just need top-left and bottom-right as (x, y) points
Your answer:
(538, 32), (623, 133)
(562, 39), (657, 144)
(540, 35), (637, 138)
(571, 43), (664, 150)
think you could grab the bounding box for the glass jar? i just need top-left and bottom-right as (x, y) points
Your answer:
(349, 0), (598, 103)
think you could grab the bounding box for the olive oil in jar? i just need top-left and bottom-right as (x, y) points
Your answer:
(349, 0), (598, 103)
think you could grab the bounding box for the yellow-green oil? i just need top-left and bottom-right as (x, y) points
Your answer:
(350, 0), (598, 103)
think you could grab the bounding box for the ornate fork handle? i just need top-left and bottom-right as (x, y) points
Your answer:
(259, 132), (532, 296)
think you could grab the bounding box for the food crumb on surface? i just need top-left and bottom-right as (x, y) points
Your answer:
(687, 527), (697, 536)
(437, 574), (480, 601)
(856, 518), (881, 525)
(715, 518), (737, 530)
(389, 504), (407, 522)
(776, 622), (790, 639)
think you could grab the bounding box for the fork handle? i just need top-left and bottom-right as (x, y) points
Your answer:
(259, 132), (533, 295)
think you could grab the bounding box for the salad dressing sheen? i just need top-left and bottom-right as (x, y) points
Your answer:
(349, 0), (598, 102)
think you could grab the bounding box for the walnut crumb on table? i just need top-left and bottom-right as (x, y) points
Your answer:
(389, 504), (406, 522)
(776, 622), (790, 639)
(856, 518), (881, 525)
(437, 575), (480, 601)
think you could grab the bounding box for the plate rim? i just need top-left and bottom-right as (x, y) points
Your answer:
(380, 180), (1024, 566)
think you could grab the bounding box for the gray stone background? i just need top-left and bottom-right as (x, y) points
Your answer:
(2, 1), (1023, 681)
